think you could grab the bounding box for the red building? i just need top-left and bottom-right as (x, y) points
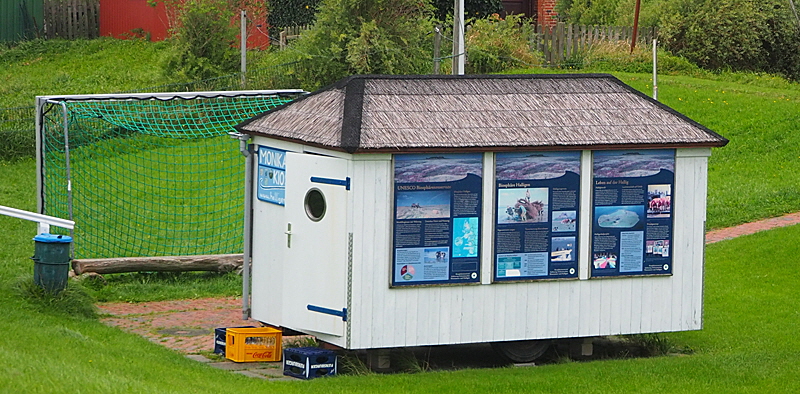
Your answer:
(98, 0), (270, 49)
(502, 0), (558, 27)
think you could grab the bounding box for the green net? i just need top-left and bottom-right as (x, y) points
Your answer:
(40, 92), (300, 259)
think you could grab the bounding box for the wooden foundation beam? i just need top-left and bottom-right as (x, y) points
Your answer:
(72, 254), (243, 275)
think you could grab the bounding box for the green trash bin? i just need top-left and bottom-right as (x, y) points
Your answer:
(32, 233), (73, 293)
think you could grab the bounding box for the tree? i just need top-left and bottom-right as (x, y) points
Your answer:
(162, 0), (240, 81)
(289, 0), (436, 90)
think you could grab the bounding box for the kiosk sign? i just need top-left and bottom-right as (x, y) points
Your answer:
(591, 150), (675, 277)
(257, 146), (286, 206)
(392, 153), (483, 286)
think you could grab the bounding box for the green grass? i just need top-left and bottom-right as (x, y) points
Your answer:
(619, 73), (800, 229)
(2, 38), (800, 392)
(513, 68), (800, 229)
(0, 38), (174, 108)
(2, 203), (800, 391)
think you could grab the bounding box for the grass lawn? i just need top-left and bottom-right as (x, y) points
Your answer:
(2, 39), (800, 391)
(3, 166), (800, 391)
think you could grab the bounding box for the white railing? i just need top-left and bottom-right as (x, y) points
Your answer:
(0, 205), (74, 234)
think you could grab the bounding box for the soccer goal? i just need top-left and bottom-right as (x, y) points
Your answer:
(35, 90), (304, 259)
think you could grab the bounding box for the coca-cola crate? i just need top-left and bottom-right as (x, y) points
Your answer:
(225, 327), (282, 362)
(214, 326), (254, 355)
(282, 347), (338, 379)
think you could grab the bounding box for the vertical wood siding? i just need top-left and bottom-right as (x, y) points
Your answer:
(43, 0), (99, 39)
(249, 143), (709, 350)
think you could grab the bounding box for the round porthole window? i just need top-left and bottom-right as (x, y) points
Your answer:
(304, 188), (326, 221)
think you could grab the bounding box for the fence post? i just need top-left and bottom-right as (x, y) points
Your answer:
(433, 25), (441, 74)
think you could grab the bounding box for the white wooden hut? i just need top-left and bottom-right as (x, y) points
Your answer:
(234, 74), (728, 362)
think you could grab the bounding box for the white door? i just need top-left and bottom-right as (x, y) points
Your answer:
(282, 152), (349, 337)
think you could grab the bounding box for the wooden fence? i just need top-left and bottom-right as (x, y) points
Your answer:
(278, 25), (310, 49)
(533, 23), (658, 65)
(43, 0), (99, 39)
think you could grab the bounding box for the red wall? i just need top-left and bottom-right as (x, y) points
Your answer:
(538, 0), (559, 28)
(100, 0), (170, 41)
(98, 0), (270, 49)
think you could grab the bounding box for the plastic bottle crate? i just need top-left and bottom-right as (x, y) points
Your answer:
(283, 347), (338, 379)
(225, 327), (282, 362)
(213, 326), (254, 355)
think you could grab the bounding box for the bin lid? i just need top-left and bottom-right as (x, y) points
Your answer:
(33, 233), (72, 243)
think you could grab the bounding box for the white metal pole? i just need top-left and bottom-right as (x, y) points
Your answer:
(35, 97), (44, 215)
(652, 39), (658, 100)
(241, 142), (254, 319)
(240, 10), (247, 88)
(452, 0), (465, 75)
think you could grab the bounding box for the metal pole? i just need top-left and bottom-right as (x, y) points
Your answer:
(433, 25), (442, 74)
(35, 98), (44, 216)
(46, 100), (74, 239)
(240, 10), (247, 88)
(452, 0), (465, 75)
(241, 140), (254, 320)
(653, 39), (658, 101)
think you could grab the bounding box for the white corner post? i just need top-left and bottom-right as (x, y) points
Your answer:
(233, 132), (255, 320)
(452, 0), (465, 75)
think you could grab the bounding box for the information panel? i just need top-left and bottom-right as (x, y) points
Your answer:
(392, 153), (482, 286)
(591, 150), (674, 277)
(494, 152), (581, 281)
(257, 146), (286, 206)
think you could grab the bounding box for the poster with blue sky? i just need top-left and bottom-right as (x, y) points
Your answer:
(591, 150), (674, 277)
(494, 151), (581, 281)
(392, 153), (482, 286)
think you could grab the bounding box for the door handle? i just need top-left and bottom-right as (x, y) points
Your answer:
(285, 222), (292, 248)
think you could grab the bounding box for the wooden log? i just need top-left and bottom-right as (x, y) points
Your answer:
(72, 254), (244, 275)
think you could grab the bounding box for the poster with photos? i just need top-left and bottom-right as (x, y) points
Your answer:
(494, 151), (581, 281)
(591, 150), (674, 277)
(392, 153), (482, 286)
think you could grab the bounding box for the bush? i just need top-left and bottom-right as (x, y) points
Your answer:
(465, 13), (541, 73)
(162, 0), (239, 81)
(287, 0), (436, 90)
(659, 0), (766, 71)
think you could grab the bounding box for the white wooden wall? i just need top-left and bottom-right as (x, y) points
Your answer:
(249, 140), (709, 350)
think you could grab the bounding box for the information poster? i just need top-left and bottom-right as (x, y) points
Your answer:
(591, 150), (674, 277)
(257, 146), (286, 206)
(494, 152), (581, 281)
(392, 153), (482, 286)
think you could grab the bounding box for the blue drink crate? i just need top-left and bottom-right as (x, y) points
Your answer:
(283, 347), (338, 379)
(213, 326), (254, 355)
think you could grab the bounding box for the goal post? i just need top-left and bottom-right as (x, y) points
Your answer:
(35, 89), (304, 259)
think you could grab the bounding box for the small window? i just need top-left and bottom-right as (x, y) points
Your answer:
(304, 188), (326, 221)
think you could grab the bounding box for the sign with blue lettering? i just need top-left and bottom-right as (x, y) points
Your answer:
(257, 146), (287, 206)
(591, 150), (675, 277)
(392, 153), (483, 286)
(494, 151), (581, 281)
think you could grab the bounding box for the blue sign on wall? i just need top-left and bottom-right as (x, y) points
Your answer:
(257, 146), (286, 206)
(494, 151), (581, 281)
(392, 153), (483, 286)
(591, 150), (675, 277)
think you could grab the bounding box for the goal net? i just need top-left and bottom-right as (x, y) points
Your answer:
(36, 90), (303, 259)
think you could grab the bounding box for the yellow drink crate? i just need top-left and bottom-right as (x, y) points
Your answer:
(225, 327), (282, 362)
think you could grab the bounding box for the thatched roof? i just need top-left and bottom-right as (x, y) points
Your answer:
(235, 74), (728, 153)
